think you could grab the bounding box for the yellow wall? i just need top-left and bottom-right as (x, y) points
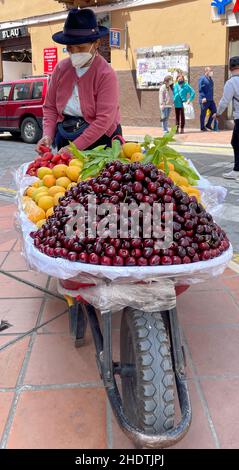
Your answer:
(0, 0), (63, 22)
(30, 22), (66, 75)
(111, 0), (227, 70)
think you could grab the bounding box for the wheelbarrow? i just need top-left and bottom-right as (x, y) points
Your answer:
(60, 278), (192, 449)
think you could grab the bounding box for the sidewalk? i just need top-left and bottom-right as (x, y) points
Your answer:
(122, 127), (232, 147)
(0, 199), (239, 449)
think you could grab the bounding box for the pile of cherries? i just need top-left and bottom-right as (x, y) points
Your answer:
(30, 161), (230, 266)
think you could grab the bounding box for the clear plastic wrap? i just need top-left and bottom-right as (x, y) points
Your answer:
(187, 159), (227, 218)
(14, 162), (233, 313)
(57, 278), (177, 313)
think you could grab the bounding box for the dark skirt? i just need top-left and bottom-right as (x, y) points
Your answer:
(54, 123), (123, 151)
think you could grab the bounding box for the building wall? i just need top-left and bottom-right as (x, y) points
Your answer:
(111, 0), (228, 127)
(0, 0), (63, 22)
(29, 22), (66, 76)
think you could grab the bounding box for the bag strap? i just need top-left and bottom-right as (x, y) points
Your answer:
(112, 134), (126, 144)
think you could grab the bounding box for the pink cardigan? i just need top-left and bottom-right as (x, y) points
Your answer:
(43, 54), (121, 150)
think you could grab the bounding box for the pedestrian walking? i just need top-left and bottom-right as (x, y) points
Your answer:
(217, 56), (239, 180)
(173, 74), (195, 133)
(198, 67), (217, 131)
(159, 75), (173, 134)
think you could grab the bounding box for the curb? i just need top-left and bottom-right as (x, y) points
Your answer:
(123, 134), (231, 149)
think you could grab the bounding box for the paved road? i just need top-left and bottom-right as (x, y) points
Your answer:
(0, 133), (238, 252)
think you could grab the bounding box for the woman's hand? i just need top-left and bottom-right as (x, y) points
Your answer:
(186, 100), (191, 105)
(36, 136), (53, 154)
(58, 146), (73, 157)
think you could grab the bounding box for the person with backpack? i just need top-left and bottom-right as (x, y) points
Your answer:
(216, 56), (239, 180)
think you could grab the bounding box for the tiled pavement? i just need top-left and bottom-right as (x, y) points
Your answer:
(0, 200), (239, 449)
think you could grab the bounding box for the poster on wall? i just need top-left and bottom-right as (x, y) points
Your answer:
(44, 47), (57, 74)
(136, 44), (189, 89)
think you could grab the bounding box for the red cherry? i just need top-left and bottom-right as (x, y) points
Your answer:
(135, 169), (145, 181)
(101, 256), (112, 266)
(113, 256), (124, 266)
(89, 253), (100, 264)
(137, 257), (148, 266)
(79, 252), (89, 263)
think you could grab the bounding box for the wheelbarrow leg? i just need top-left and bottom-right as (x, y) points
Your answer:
(69, 300), (88, 348)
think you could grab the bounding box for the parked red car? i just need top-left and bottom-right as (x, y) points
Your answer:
(0, 76), (49, 144)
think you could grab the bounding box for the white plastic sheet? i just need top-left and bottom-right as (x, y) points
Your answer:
(14, 161), (233, 312)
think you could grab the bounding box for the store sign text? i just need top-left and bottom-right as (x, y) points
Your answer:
(0, 26), (28, 40)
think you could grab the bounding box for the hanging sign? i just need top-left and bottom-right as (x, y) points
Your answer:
(44, 48), (58, 74)
(110, 29), (121, 48)
(211, 0), (232, 15)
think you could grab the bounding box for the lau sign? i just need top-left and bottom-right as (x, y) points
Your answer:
(44, 47), (58, 74)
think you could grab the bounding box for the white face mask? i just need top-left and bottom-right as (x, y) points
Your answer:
(209, 71), (214, 78)
(70, 44), (94, 68)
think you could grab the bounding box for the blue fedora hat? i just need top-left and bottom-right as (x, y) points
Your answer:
(52, 8), (109, 45)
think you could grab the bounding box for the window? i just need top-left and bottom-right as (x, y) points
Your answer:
(32, 81), (43, 99)
(13, 83), (31, 101)
(0, 84), (12, 101)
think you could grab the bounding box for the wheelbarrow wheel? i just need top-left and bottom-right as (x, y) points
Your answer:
(120, 308), (175, 434)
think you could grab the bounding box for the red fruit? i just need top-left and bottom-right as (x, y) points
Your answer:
(143, 247), (153, 258)
(172, 256), (182, 265)
(182, 256), (191, 264)
(137, 257), (148, 266)
(125, 256), (137, 266)
(113, 256), (124, 266)
(148, 182), (157, 193)
(110, 180), (120, 191)
(131, 248), (142, 258)
(89, 253), (100, 264)
(51, 154), (61, 164)
(68, 252), (78, 262)
(105, 246), (116, 257)
(149, 255), (161, 266)
(201, 250), (211, 261)
(192, 254), (200, 263)
(133, 181), (143, 193)
(101, 256), (112, 266)
(135, 169), (145, 181)
(143, 239), (154, 248)
(39, 144), (50, 154)
(199, 242), (210, 251)
(118, 248), (129, 258)
(131, 239), (142, 248)
(161, 256), (172, 265)
(79, 252), (89, 263)
(61, 154), (70, 162)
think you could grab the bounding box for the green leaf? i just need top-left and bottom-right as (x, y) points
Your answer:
(111, 139), (121, 159)
(81, 164), (101, 180)
(173, 160), (199, 182)
(68, 142), (85, 162)
(153, 127), (177, 148)
(163, 155), (169, 175)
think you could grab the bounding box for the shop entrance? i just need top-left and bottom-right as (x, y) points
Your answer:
(0, 31), (32, 82)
